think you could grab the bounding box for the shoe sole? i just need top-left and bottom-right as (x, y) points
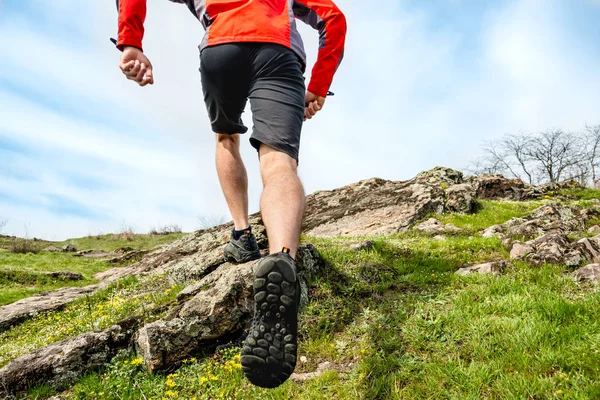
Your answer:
(241, 256), (298, 388)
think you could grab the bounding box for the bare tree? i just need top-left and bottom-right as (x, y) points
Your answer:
(473, 126), (599, 186)
(524, 129), (584, 183)
(0, 219), (7, 235)
(476, 133), (534, 184)
(585, 124), (600, 187)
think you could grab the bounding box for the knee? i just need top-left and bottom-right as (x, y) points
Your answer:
(259, 148), (298, 184)
(216, 133), (240, 149)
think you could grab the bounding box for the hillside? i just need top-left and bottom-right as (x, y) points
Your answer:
(1, 167), (600, 399)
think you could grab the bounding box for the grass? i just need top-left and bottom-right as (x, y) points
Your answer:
(558, 188), (600, 201)
(0, 232), (186, 306)
(0, 250), (110, 306)
(56, 233), (186, 252)
(5, 195), (600, 399)
(438, 199), (546, 234)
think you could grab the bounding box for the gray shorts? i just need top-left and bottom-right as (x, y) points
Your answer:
(200, 43), (306, 162)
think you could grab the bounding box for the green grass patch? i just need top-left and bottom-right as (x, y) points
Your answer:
(0, 232), (186, 306)
(58, 233), (186, 252)
(558, 188), (600, 201)
(0, 250), (112, 305)
(438, 200), (546, 233)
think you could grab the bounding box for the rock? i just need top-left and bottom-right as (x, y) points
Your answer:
(433, 235), (446, 241)
(44, 245), (62, 253)
(44, 271), (84, 281)
(349, 240), (375, 251)
(588, 225), (600, 234)
(501, 237), (513, 248)
(300, 356), (308, 363)
(467, 174), (530, 200)
(455, 260), (506, 276)
(136, 245), (322, 372)
(488, 205), (597, 239)
(574, 238), (600, 261)
(510, 242), (535, 260)
(61, 244), (77, 253)
(106, 250), (150, 264)
(74, 250), (112, 258)
(0, 318), (140, 395)
(482, 225), (503, 238)
(414, 218), (461, 234)
(445, 183), (476, 213)
(526, 232), (570, 265)
(414, 166), (464, 186)
(290, 361), (345, 382)
(0, 285), (99, 332)
(573, 264), (600, 284)
(303, 179), (446, 237)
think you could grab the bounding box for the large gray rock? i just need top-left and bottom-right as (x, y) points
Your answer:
(136, 244), (322, 373)
(0, 317), (140, 395)
(573, 264), (600, 284)
(526, 232), (571, 265)
(483, 205), (599, 240)
(588, 225), (600, 234)
(0, 285), (99, 333)
(445, 183), (476, 213)
(510, 242), (535, 259)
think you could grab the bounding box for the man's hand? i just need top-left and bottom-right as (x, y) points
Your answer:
(120, 46), (154, 86)
(304, 91), (326, 120)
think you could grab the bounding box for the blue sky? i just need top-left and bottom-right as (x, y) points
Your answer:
(1, 0), (600, 240)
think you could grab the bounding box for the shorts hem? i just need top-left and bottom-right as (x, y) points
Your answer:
(249, 136), (299, 164)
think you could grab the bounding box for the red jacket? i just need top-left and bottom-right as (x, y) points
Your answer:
(117, 0), (346, 97)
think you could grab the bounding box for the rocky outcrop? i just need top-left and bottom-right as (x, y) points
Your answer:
(0, 317), (140, 394)
(0, 285), (99, 333)
(509, 231), (600, 267)
(44, 271), (84, 281)
(303, 167), (477, 238)
(136, 244), (321, 372)
(483, 205), (599, 240)
(414, 218), (461, 234)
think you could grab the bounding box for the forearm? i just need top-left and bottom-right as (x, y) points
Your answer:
(117, 0), (147, 51)
(294, 0), (347, 97)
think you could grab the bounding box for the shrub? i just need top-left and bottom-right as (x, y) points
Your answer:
(10, 238), (42, 254)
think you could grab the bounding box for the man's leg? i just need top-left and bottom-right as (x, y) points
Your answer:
(258, 145), (305, 258)
(215, 133), (249, 230)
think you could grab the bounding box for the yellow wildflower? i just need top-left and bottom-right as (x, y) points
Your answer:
(165, 390), (178, 397)
(130, 357), (144, 366)
(199, 377), (208, 385)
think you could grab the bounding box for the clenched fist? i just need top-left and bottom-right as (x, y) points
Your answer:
(120, 46), (154, 86)
(304, 91), (325, 120)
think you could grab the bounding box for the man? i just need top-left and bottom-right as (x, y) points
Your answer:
(115, 0), (346, 388)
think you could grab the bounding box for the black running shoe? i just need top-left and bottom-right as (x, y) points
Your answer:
(241, 250), (300, 388)
(223, 229), (261, 263)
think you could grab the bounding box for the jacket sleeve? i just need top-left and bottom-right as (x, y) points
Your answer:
(117, 0), (147, 51)
(293, 0), (347, 97)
